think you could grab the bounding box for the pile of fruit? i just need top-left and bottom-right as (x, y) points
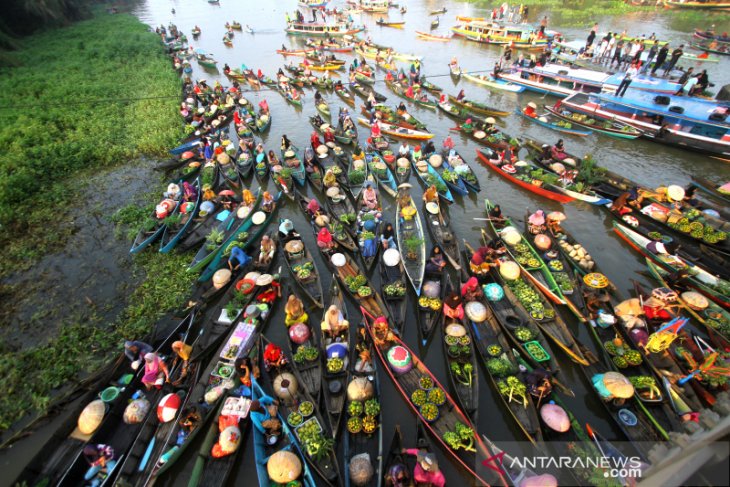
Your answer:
(411, 376), (444, 423)
(347, 398), (380, 434)
(507, 280), (545, 316)
(294, 345), (319, 364)
(669, 218), (728, 244)
(555, 120), (573, 129)
(384, 281), (406, 298)
(513, 243), (541, 269)
(603, 337), (643, 368)
(418, 296), (442, 310)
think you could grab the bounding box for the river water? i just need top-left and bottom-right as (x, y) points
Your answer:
(3, 0), (729, 484)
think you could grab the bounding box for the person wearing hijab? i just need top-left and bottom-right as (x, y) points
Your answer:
(362, 182), (379, 210)
(488, 204), (506, 225)
(280, 134), (292, 151)
(550, 139), (568, 161)
(306, 198), (322, 218)
(442, 135), (455, 150)
(456, 89), (466, 101)
(321, 304), (348, 338)
(242, 189), (256, 206)
(258, 235), (276, 265)
(425, 246), (446, 275)
(278, 219), (300, 244)
(422, 184), (439, 203)
(381, 223), (396, 249)
(285, 294), (308, 327)
(461, 276), (483, 301)
(317, 226), (336, 251)
(171, 341), (193, 380)
(401, 449), (445, 487)
(261, 191), (275, 212)
(141, 352), (170, 390)
(443, 293), (464, 320)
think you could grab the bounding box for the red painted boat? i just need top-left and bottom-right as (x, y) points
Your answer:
(362, 308), (510, 487)
(475, 149), (574, 203)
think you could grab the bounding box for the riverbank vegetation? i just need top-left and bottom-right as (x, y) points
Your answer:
(0, 13), (188, 430)
(0, 13), (182, 278)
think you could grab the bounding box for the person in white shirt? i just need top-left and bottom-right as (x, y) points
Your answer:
(616, 62), (639, 96)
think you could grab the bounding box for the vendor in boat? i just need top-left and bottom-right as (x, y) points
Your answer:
(323, 168), (338, 189)
(372, 315), (397, 347)
(279, 219), (300, 244)
(461, 118), (474, 132)
(257, 235), (276, 266)
(124, 340), (153, 370)
(546, 213), (565, 235)
(255, 273), (281, 305)
(362, 182), (379, 210)
(422, 184), (439, 204)
(250, 394), (281, 436)
(385, 462), (411, 486)
(381, 223), (396, 249)
(609, 192), (635, 216)
(281, 134), (292, 151)
(425, 246), (447, 275)
(412, 144), (423, 161)
(306, 198), (328, 223)
(443, 293), (465, 320)
(396, 101), (407, 115)
(223, 63), (231, 75)
(479, 117), (499, 135)
(284, 294), (308, 327)
(550, 139), (569, 162)
(317, 226), (337, 252)
(352, 145), (365, 161)
(398, 141), (411, 158)
(461, 276), (484, 301)
(311, 131), (322, 150)
(488, 204), (506, 225)
(523, 101), (538, 118)
(82, 444), (117, 485)
(443, 135), (455, 151)
(401, 449), (446, 487)
(234, 352), (255, 388)
(323, 127), (336, 145)
(370, 119), (382, 139)
(342, 116), (355, 133)
(321, 304), (348, 339)
(525, 367), (553, 398)
(456, 89), (466, 102)
(423, 140), (436, 155)
(171, 340), (193, 381)
(141, 352), (170, 390)
(261, 191), (276, 212)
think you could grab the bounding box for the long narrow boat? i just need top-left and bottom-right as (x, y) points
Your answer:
(441, 148), (481, 193)
(460, 72), (526, 93)
(113, 312), (210, 487)
(366, 152), (398, 197)
(357, 118), (434, 140)
(160, 179), (203, 253)
(381, 426), (408, 486)
(285, 288), (323, 404)
(417, 269), (445, 346)
(366, 103), (428, 130)
(343, 320), (384, 487)
(55, 314), (197, 485)
(376, 19), (405, 28)
(395, 193), (426, 295)
(415, 30), (451, 41)
(282, 229), (325, 308)
(251, 378), (317, 487)
(447, 94), (511, 117)
(320, 276), (350, 439)
(362, 309), (510, 487)
(259, 335), (342, 486)
(462, 240), (562, 377)
(515, 107), (593, 136)
(485, 200), (568, 307)
(282, 145), (307, 187)
(199, 192), (281, 282)
(355, 175), (382, 272)
(268, 152), (295, 201)
(187, 190), (261, 274)
(326, 249), (389, 320)
(423, 200), (460, 269)
(440, 274), (480, 421)
(690, 42), (730, 54)
(187, 342), (259, 487)
(347, 154), (368, 201)
(645, 258), (730, 350)
(544, 104), (642, 139)
(465, 278), (544, 446)
(303, 147), (325, 192)
(149, 287), (278, 483)
(130, 193), (181, 253)
(379, 249), (408, 335)
(612, 221), (730, 310)
(410, 151), (454, 203)
(296, 192), (358, 252)
(476, 149), (574, 203)
(336, 84), (356, 106)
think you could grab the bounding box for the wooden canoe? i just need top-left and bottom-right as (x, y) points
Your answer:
(320, 277), (350, 439)
(423, 200), (461, 270)
(282, 229), (325, 308)
(395, 194), (426, 295)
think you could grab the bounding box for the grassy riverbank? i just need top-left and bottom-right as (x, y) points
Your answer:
(0, 13), (189, 431)
(0, 12), (182, 278)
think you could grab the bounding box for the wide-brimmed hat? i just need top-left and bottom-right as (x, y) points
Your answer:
(527, 101), (537, 109)
(252, 211), (267, 225)
(486, 116), (496, 124)
(284, 150), (295, 158)
(383, 248), (400, 267)
(256, 273), (274, 286)
(330, 253), (346, 267)
(397, 183), (412, 190)
(416, 452), (439, 472)
(426, 202), (440, 215)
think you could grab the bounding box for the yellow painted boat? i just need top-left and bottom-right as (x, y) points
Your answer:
(357, 118), (434, 140)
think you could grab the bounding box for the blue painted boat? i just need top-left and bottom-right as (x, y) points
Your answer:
(441, 148), (481, 193)
(430, 153), (469, 196)
(187, 189), (261, 274)
(130, 189), (182, 254)
(251, 378), (317, 487)
(170, 139), (201, 155)
(366, 152), (398, 197)
(514, 108), (593, 136)
(160, 178), (203, 253)
(198, 191), (281, 282)
(410, 150), (454, 203)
